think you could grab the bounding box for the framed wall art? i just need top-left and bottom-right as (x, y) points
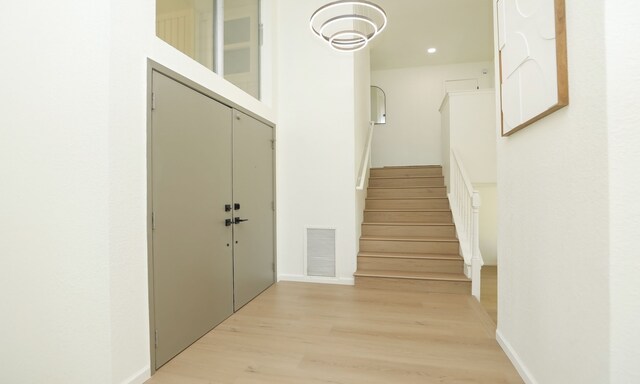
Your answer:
(497, 0), (569, 136)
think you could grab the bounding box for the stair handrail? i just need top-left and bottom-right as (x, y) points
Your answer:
(449, 148), (484, 299)
(356, 121), (375, 190)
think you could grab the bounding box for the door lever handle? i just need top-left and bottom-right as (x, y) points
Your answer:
(225, 219), (233, 227)
(234, 217), (249, 224)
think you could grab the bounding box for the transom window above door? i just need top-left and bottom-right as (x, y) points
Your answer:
(156, 0), (261, 99)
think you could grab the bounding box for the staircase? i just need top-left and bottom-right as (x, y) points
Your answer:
(354, 165), (471, 294)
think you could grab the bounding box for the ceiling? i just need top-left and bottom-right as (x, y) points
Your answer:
(369, 0), (494, 70)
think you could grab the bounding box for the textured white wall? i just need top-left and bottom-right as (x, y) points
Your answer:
(110, 1), (276, 382)
(446, 91), (497, 183)
(0, 1), (277, 383)
(275, 0), (358, 284)
(370, 62), (494, 167)
(475, 184), (498, 266)
(439, 91), (497, 266)
(0, 2), (113, 383)
(495, 0), (610, 383)
(606, 1), (640, 382)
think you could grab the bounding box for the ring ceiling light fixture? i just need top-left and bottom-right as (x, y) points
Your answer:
(310, 0), (387, 52)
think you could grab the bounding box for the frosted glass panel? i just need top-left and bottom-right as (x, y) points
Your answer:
(156, 0), (216, 71)
(156, 0), (262, 100)
(224, 18), (250, 45)
(223, 0), (260, 99)
(224, 48), (251, 74)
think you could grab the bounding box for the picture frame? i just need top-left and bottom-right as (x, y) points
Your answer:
(498, 0), (569, 136)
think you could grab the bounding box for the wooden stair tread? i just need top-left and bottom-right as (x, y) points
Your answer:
(363, 222), (455, 227)
(367, 186), (445, 190)
(366, 197), (448, 200)
(358, 163), (466, 293)
(364, 208), (451, 212)
(361, 236), (458, 242)
(358, 251), (463, 261)
(369, 175), (443, 180)
(374, 165), (442, 169)
(354, 269), (469, 282)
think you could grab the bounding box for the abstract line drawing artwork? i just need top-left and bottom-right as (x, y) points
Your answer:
(498, 0), (568, 136)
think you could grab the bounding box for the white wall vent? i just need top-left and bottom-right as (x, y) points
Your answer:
(305, 228), (336, 277)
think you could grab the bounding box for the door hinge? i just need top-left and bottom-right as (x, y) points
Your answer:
(152, 93), (157, 111)
(155, 330), (158, 348)
(271, 139), (275, 150)
(152, 212), (156, 230)
(271, 201), (275, 211)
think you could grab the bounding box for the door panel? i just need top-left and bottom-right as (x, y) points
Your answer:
(232, 110), (275, 310)
(151, 72), (234, 368)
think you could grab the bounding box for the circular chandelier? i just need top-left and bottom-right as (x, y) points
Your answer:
(310, 1), (387, 52)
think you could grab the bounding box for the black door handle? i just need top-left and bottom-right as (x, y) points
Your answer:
(225, 219), (233, 227)
(234, 217), (249, 224)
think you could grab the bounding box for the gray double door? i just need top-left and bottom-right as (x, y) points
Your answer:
(150, 71), (275, 369)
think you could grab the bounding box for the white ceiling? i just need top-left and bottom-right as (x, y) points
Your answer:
(369, 0), (494, 70)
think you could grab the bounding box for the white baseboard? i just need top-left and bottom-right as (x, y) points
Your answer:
(278, 274), (354, 285)
(122, 366), (150, 384)
(496, 329), (537, 384)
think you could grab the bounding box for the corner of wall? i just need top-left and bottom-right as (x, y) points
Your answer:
(496, 330), (537, 384)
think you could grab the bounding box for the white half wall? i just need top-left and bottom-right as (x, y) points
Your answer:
(275, 0), (359, 283)
(606, 1), (640, 382)
(370, 62), (494, 167)
(495, 0), (610, 383)
(441, 90), (497, 184)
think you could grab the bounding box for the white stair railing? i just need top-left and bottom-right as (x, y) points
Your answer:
(449, 149), (483, 299)
(356, 122), (375, 190)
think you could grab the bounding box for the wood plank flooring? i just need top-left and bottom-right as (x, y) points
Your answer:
(146, 281), (521, 384)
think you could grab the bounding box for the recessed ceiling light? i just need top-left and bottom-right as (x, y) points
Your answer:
(427, 47), (437, 54)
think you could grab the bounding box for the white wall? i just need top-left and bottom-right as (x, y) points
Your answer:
(443, 91), (497, 183)
(370, 62), (494, 167)
(275, 0), (358, 284)
(0, 2), (113, 383)
(475, 184), (497, 266)
(606, 1), (640, 382)
(495, 0), (610, 383)
(1, 1), (277, 383)
(110, 1), (276, 383)
(439, 91), (497, 267)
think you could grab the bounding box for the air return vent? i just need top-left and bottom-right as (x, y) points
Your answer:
(306, 228), (336, 277)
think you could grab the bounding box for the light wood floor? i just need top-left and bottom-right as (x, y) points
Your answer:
(481, 266), (498, 324)
(147, 282), (521, 384)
